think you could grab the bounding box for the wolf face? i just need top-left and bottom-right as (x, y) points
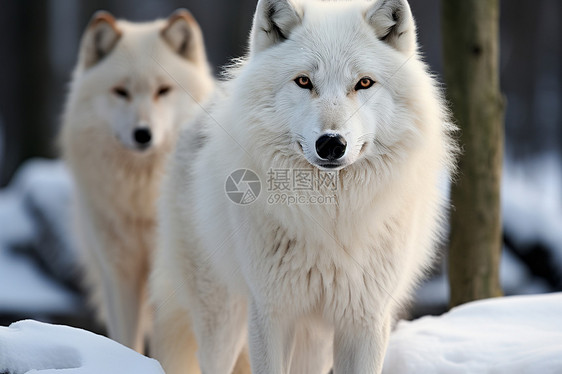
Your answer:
(70, 10), (211, 153)
(242, 0), (423, 172)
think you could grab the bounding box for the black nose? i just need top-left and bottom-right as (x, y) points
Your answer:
(133, 127), (152, 147)
(315, 134), (347, 161)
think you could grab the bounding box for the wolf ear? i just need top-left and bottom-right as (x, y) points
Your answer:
(80, 11), (122, 68)
(161, 9), (207, 66)
(366, 0), (417, 55)
(250, 0), (302, 55)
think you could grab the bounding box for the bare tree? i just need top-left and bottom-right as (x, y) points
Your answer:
(443, 0), (504, 307)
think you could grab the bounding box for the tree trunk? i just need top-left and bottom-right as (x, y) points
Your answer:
(443, 0), (504, 308)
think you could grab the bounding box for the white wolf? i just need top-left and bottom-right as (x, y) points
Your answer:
(151, 0), (456, 373)
(60, 9), (214, 352)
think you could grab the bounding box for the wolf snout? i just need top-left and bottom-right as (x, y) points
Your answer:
(133, 127), (152, 149)
(315, 133), (347, 161)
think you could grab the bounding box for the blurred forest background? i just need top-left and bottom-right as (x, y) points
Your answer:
(0, 0), (561, 325)
(0, 0), (561, 184)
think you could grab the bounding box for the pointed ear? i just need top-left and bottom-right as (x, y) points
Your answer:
(250, 0), (302, 55)
(161, 9), (208, 66)
(366, 0), (417, 55)
(79, 11), (122, 68)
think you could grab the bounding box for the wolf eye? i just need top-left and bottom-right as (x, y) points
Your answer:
(294, 76), (313, 90)
(355, 77), (375, 91)
(156, 85), (172, 97)
(113, 87), (130, 99)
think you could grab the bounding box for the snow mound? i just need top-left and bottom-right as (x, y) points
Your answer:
(0, 320), (164, 374)
(503, 154), (562, 253)
(0, 159), (80, 314)
(502, 154), (562, 288)
(384, 293), (562, 373)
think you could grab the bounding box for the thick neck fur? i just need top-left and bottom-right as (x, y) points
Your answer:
(61, 114), (174, 225)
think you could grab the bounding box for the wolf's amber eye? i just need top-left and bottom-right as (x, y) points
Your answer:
(113, 87), (130, 99)
(295, 76), (313, 90)
(355, 77), (375, 91)
(156, 85), (172, 97)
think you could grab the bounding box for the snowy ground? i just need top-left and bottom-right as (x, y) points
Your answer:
(0, 320), (164, 374)
(0, 294), (560, 373)
(384, 293), (562, 374)
(503, 154), (562, 256)
(0, 159), (81, 316)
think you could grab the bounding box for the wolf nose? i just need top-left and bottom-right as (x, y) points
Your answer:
(133, 127), (152, 147)
(315, 134), (347, 161)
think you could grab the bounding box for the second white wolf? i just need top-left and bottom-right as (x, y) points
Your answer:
(151, 0), (456, 373)
(60, 10), (214, 352)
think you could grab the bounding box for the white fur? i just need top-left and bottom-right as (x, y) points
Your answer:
(151, 0), (456, 373)
(60, 10), (214, 353)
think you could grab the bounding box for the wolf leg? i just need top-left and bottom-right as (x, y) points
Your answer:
(151, 295), (201, 374)
(332, 316), (392, 374)
(190, 277), (248, 374)
(102, 271), (145, 351)
(98, 250), (147, 352)
(289, 321), (333, 374)
(247, 300), (297, 374)
(151, 292), (251, 374)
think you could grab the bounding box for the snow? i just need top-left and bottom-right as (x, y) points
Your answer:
(1, 295), (560, 374)
(500, 246), (551, 295)
(384, 293), (562, 374)
(20, 159), (80, 285)
(0, 320), (164, 374)
(502, 154), (562, 265)
(0, 248), (78, 314)
(0, 159), (80, 314)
